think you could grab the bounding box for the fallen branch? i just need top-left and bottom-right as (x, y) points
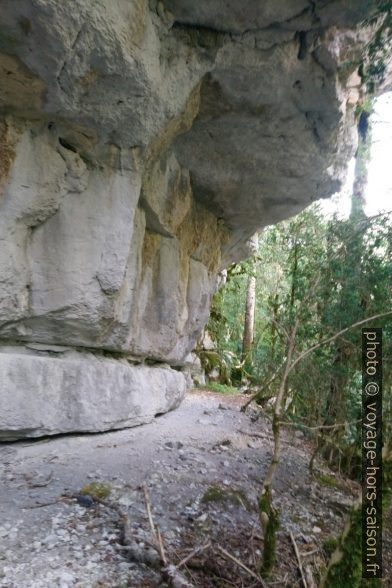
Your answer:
(238, 430), (292, 445)
(239, 430), (273, 441)
(304, 565), (317, 588)
(279, 419), (361, 432)
(177, 542), (211, 569)
(143, 484), (195, 587)
(290, 532), (307, 588)
(301, 549), (318, 557)
(216, 544), (268, 586)
(23, 498), (64, 509)
(143, 484), (167, 565)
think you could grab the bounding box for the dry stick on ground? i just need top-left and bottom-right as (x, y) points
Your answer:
(279, 418), (361, 431)
(238, 429), (293, 445)
(304, 565), (317, 588)
(176, 542), (211, 569)
(216, 544), (268, 587)
(289, 532), (307, 588)
(143, 484), (195, 588)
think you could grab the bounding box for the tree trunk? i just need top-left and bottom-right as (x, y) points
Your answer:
(242, 234), (259, 362)
(319, 109), (371, 469)
(242, 273), (257, 361)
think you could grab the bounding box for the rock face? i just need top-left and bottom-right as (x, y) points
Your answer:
(0, 1), (389, 438)
(0, 348), (185, 441)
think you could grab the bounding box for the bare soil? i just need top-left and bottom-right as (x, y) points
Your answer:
(0, 389), (390, 587)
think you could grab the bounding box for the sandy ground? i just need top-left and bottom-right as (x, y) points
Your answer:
(0, 390), (389, 587)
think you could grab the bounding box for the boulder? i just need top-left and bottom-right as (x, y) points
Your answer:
(0, 348), (185, 441)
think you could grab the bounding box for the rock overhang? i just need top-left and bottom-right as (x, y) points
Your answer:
(0, 0), (391, 438)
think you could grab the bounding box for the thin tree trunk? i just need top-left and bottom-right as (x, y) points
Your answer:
(242, 273), (257, 361)
(242, 234), (259, 362)
(270, 293), (279, 356)
(258, 309), (392, 578)
(321, 110), (370, 468)
(259, 318), (299, 577)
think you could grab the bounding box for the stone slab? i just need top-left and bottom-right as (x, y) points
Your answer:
(0, 351), (186, 441)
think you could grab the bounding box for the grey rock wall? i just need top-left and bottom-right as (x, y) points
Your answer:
(0, 0), (389, 438)
(0, 347), (185, 441)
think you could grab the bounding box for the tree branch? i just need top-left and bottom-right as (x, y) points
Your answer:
(288, 310), (392, 377)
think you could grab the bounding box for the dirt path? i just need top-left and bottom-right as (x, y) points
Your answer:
(0, 390), (387, 587)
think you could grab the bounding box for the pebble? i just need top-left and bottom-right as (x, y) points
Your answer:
(75, 494), (95, 508)
(312, 526), (322, 533)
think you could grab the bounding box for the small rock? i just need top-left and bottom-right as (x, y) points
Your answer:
(312, 526), (322, 534)
(75, 494), (95, 508)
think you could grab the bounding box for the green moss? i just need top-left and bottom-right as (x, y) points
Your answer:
(259, 488), (280, 578)
(199, 350), (221, 371)
(198, 350), (232, 385)
(206, 382), (239, 395)
(323, 506), (382, 588)
(314, 471), (345, 490)
(355, 98), (373, 117)
(323, 506), (363, 587)
(80, 481), (111, 500)
(201, 484), (250, 509)
(323, 536), (339, 559)
(322, 457), (391, 588)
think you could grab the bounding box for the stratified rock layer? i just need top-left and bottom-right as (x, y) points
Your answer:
(0, 1), (390, 438)
(0, 348), (185, 441)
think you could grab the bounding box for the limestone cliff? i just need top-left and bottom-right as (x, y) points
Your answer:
(0, 0), (390, 439)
